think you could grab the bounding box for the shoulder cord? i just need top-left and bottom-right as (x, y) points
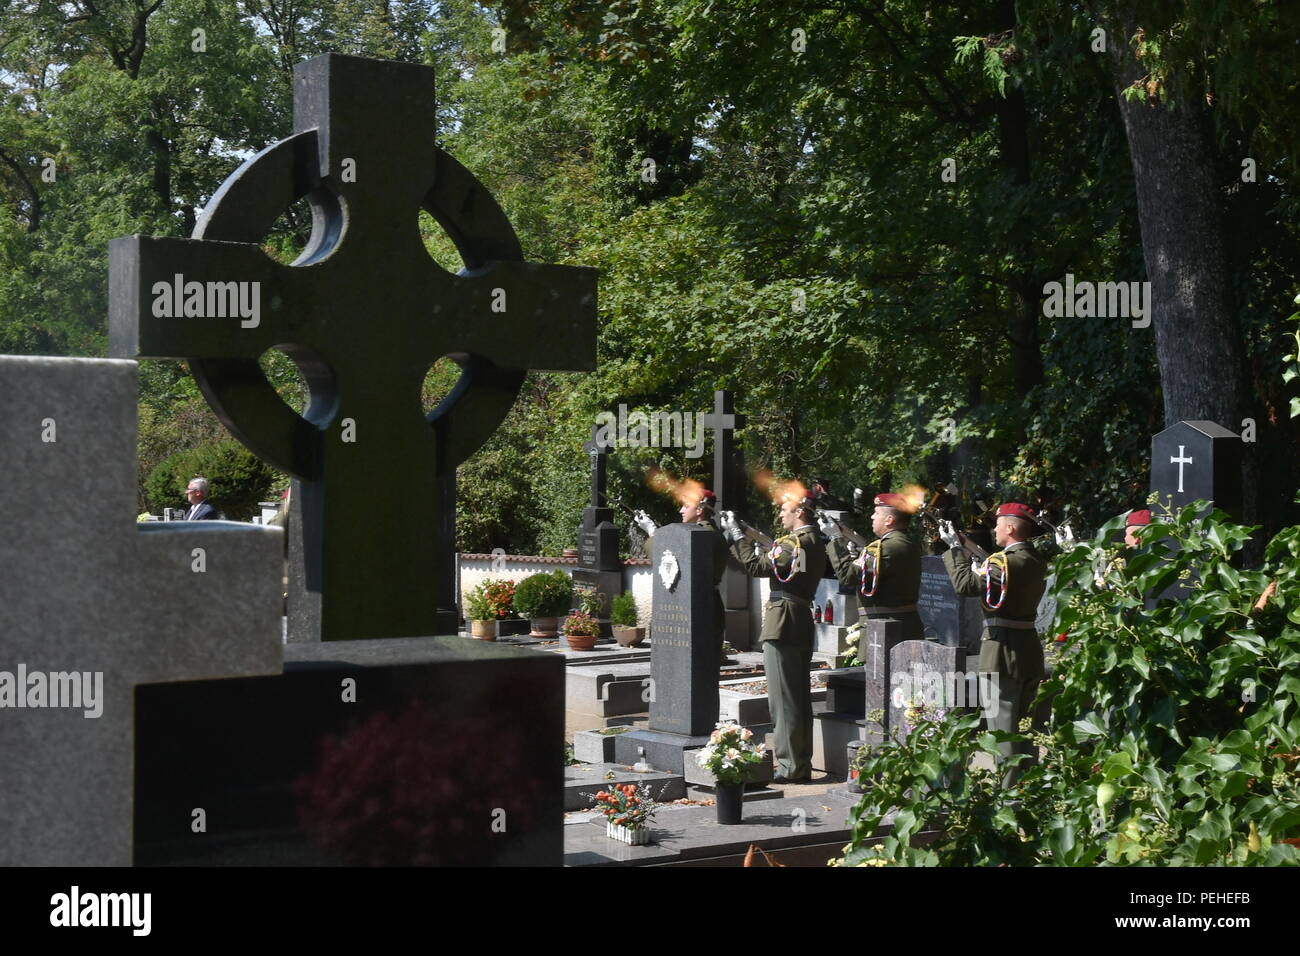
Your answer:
(772, 539), (800, 584)
(860, 540), (881, 597)
(983, 551), (1009, 610)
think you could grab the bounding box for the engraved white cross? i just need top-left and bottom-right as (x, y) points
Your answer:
(868, 626), (883, 679)
(1171, 445), (1193, 493)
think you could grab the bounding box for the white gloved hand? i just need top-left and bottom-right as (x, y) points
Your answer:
(938, 519), (962, 550)
(633, 510), (657, 536)
(846, 540), (862, 560)
(718, 510), (745, 542)
(1055, 524), (1076, 549)
(971, 557), (986, 578)
(816, 513), (842, 540)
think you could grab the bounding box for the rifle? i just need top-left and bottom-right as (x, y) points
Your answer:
(915, 503), (1001, 582)
(720, 510), (774, 550)
(815, 509), (869, 548)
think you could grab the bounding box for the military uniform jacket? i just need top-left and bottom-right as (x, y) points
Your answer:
(943, 539), (1047, 683)
(731, 525), (828, 644)
(827, 529), (921, 612)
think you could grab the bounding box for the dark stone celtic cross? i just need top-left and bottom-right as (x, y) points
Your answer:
(109, 54), (596, 641)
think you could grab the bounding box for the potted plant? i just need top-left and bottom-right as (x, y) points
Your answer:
(464, 578), (515, 640)
(513, 569), (573, 637)
(609, 592), (644, 647)
(562, 608), (601, 651)
(695, 722), (767, 824)
(592, 783), (660, 845)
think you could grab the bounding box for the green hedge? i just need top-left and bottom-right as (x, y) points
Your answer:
(144, 440), (278, 521)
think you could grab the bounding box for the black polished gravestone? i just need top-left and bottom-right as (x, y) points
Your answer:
(109, 54), (596, 642)
(1150, 421), (1242, 517)
(916, 554), (985, 654)
(614, 523), (720, 775)
(572, 425), (622, 632)
(135, 637), (563, 865)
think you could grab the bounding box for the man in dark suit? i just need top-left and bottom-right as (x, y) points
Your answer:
(184, 477), (220, 520)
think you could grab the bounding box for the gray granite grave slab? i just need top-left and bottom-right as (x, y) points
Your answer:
(573, 727), (638, 763)
(718, 677), (828, 725)
(564, 762), (684, 812)
(813, 711), (866, 775)
(564, 793), (874, 867)
(0, 356), (283, 866)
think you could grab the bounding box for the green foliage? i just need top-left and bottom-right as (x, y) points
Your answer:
(143, 439), (277, 521)
(512, 570), (573, 618)
(841, 504), (1300, 866)
(464, 578), (515, 621)
(609, 591), (638, 627)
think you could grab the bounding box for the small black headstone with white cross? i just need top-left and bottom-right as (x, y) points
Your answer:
(1148, 420), (1242, 604)
(1150, 421), (1242, 517)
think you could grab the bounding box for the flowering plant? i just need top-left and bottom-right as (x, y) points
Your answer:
(465, 578), (516, 620)
(592, 783), (660, 830)
(563, 609), (600, 638)
(696, 721), (766, 785)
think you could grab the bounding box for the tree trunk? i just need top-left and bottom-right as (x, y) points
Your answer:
(1105, 10), (1259, 527)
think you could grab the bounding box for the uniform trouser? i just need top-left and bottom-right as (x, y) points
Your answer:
(763, 637), (814, 778)
(978, 627), (1045, 787)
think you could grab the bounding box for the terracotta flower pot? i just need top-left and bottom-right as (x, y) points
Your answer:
(470, 619), (497, 641)
(565, 631), (598, 651)
(529, 616), (560, 638)
(612, 625), (645, 647)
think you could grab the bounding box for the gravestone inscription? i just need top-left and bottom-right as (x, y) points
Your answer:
(916, 554), (985, 653)
(887, 640), (970, 740)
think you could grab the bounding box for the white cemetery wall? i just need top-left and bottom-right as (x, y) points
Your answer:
(457, 553), (652, 623)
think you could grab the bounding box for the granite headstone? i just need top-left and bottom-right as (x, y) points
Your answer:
(614, 522), (719, 774)
(0, 356), (284, 866)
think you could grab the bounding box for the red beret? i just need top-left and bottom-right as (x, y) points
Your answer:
(1126, 509), (1151, 526)
(874, 493), (907, 509)
(995, 502), (1037, 520)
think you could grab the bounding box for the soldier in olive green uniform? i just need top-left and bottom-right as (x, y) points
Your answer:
(720, 495), (828, 782)
(818, 492), (923, 641)
(940, 502), (1048, 785)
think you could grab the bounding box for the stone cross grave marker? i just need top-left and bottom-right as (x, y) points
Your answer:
(573, 424), (621, 629)
(109, 54), (597, 641)
(0, 356), (283, 865)
(702, 390), (752, 649)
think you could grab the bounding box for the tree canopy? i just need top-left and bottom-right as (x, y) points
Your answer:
(2, 0), (1297, 548)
